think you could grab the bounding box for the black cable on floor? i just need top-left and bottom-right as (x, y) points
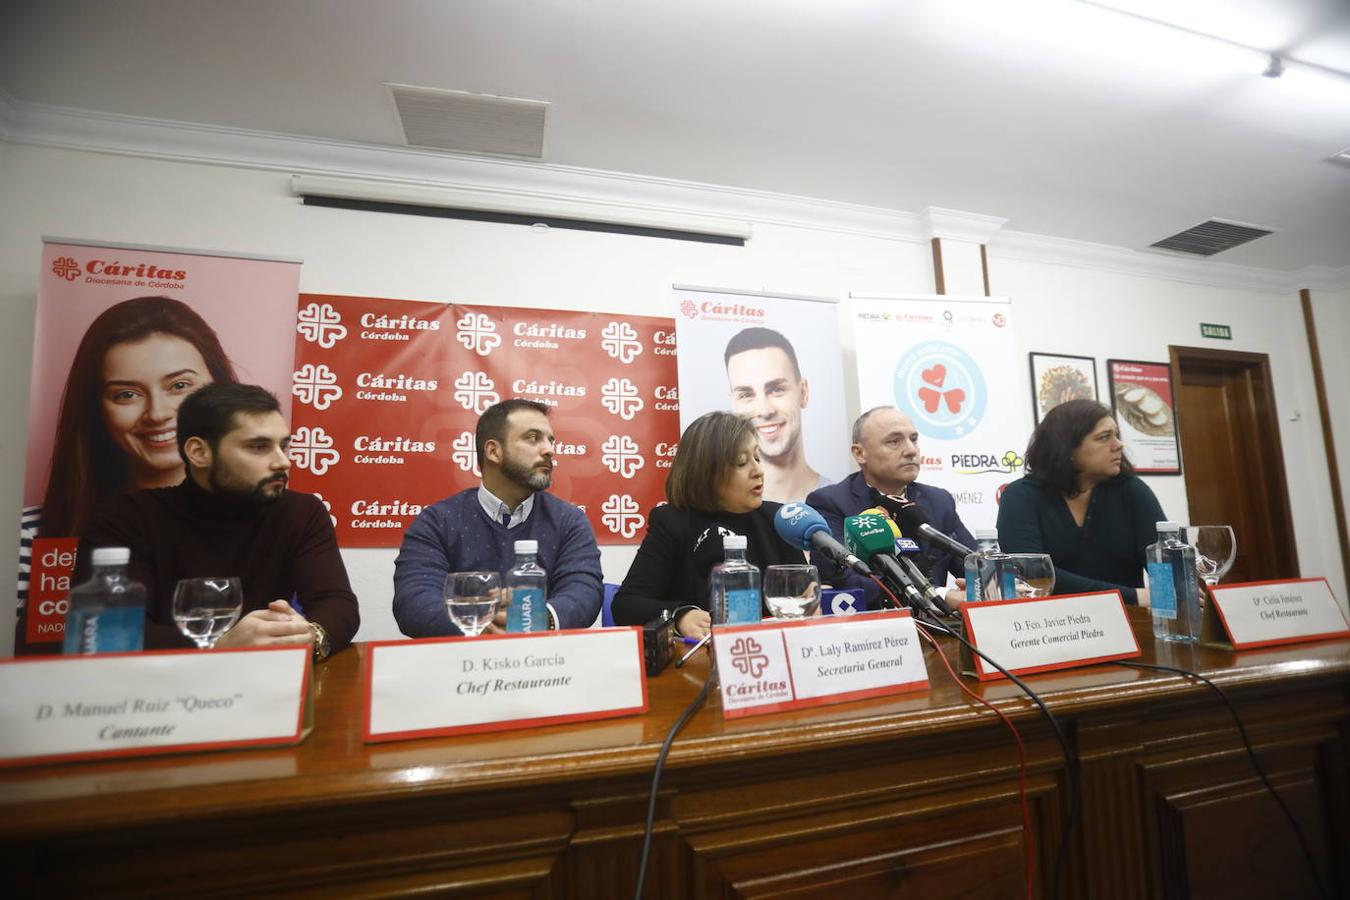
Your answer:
(633, 672), (714, 900)
(1114, 659), (1330, 900)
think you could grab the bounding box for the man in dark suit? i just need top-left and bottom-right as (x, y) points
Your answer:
(805, 405), (975, 608)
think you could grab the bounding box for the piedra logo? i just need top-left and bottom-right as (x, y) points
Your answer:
(952, 449), (1023, 476)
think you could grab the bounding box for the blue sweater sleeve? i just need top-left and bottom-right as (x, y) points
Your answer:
(546, 508), (604, 629)
(392, 506), (459, 637)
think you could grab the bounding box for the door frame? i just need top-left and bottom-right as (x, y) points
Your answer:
(1168, 344), (1299, 577)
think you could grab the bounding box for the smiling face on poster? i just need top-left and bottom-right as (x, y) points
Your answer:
(674, 290), (849, 504)
(18, 241), (300, 651)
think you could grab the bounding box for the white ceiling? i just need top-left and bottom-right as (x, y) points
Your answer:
(2, 0), (1349, 271)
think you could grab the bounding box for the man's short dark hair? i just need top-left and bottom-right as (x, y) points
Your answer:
(723, 326), (802, 379)
(177, 383), (282, 462)
(475, 398), (551, 460)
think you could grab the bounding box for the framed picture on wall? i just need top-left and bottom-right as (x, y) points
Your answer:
(1106, 358), (1181, 475)
(1028, 352), (1098, 424)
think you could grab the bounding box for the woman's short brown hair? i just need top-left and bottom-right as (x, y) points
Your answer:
(665, 411), (757, 511)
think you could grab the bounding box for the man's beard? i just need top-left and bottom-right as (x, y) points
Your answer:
(209, 460), (288, 502)
(500, 452), (552, 492)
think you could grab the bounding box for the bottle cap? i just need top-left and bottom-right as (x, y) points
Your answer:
(1156, 521), (1180, 531)
(975, 528), (999, 540)
(91, 547), (131, 566)
(723, 534), (747, 550)
(514, 539), (539, 554)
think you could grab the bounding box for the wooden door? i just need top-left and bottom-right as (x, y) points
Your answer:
(1170, 346), (1298, 584)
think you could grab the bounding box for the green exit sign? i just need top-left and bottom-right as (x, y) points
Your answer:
(1200, 323), (1232, 340)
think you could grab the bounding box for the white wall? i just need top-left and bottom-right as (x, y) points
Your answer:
(1, 142), (1345, 653)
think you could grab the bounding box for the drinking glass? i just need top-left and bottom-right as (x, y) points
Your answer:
(763, 564), (822, 619)
(173, 577), (243, 649)
(1005, 554), (1056, 598)
(1185, 526), (1237, 587)
(444, 571), (502, 637)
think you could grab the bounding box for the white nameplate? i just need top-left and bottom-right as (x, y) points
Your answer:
(960, 591), (1140, 681)
(712, 610), (928, 720)
(1208, 578), (1350, 649)
(364, 627), (648, 741)
(0, 647), (311, 767)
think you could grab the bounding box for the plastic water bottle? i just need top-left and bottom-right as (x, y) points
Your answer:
(709, 534), (761, 625)
(1147, 521), (1201, 643)
(505, 540), (547, 633)
(964, 529), (1016, 602)
(63, 547), (146, 654)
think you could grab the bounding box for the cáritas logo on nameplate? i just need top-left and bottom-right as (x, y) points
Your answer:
(959, 591), (1140, 680)
(0, 646), (312, 767)
(363, 628), (648, 741)
(712, 610), (929, 720)
(1205, 577), (1350, 650)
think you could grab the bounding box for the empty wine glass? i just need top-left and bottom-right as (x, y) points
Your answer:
(763, 564), (822, 619)
(1005, 554), (1056, 598)
(444, 571), (502, 637)
(1184, 525), (1237, 587)
(173, 577), (243, 649)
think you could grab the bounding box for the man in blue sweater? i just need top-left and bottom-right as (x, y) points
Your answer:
(392, 399), (603, 637)
(806, 406), (975, 610)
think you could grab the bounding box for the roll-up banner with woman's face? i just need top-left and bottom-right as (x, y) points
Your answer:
(19, 240), (300, 651)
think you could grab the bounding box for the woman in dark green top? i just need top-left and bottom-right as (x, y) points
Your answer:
(997, 399), (1165, 604)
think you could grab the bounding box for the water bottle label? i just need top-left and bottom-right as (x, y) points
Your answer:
(966, 576), (979, 603)
(1148, 561), (1177, 619)
(65, 607), (145, 654)
(726, 589), (760, 625)
(507, 588), (543, 633)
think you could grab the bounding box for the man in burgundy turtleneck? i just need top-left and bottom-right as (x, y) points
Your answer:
(75, 383), (359, 658)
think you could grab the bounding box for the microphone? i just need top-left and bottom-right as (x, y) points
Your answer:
(843, 514), (937, 616)
(892, 501), (975, 558)
(896, 555), (955, 617)
(774, 503), (873, 578)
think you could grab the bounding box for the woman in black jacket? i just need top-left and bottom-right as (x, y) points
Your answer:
(612, 411), (803, 637)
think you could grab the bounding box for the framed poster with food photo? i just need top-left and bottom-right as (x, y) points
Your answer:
(1029, 353), (1097, 424)
(1106, 359), (1181, 475)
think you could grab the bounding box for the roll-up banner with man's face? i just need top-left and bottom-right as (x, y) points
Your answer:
(673, 287), (850, 504)
(19, 240), (300, 651)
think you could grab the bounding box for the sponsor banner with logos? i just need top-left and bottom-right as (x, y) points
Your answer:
(849, 296), (1027, 533)
(673, 287), (850, 504)
(289, 294), (679, 546)
(19, 241), (300, 651)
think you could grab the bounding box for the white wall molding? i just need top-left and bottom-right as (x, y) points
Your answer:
(920, 206), (1008, 244)
(2, 96), (929, 244)
(2, 95), (1328, 296)
(988, 229), (1294, 295)
(1291, 265), (1350, 294)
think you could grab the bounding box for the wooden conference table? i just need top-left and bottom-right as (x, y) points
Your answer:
(2, 608), (1347, 899)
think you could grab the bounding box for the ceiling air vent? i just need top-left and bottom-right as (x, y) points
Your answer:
(1148, 219), (1274, 257)
(386, 83), (548, 159)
